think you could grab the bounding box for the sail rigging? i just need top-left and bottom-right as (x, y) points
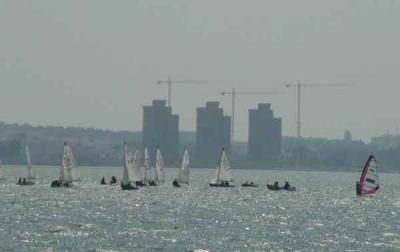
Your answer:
(129, 149), (143, 182)
(60, 142), (73, 183)
(211, 148), (231, 183)
(357, 155), (379, 196)
(25, 145), (34, 181)
(143, 147), (152, 183)
(178, 149), (190, 184)
(121, 142), (130, 186)
(155, 147), (165, 183)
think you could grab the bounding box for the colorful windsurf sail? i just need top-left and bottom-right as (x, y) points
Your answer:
(356, 155), (379, 197)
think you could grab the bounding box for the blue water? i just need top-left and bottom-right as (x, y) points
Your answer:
(0, 166), (400, 251)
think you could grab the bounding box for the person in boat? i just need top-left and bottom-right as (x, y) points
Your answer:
(110, 176), (117, 185)
(172, 178), (180, 187)
(356, 181), (362, 196)
(51, 180), (61, 187)
(100, 177), (107, 185)
(17, 177), (22, 185)
(274, 181), (279, 188)
(22, 178), (27, 185)
(283, 181), (291, 190)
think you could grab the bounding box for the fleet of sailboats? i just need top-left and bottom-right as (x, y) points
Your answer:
(0, 140), (385, 198)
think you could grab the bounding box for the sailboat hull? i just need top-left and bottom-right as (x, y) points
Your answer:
(209, 183), (235, 187)
(121, 183), (138, 190)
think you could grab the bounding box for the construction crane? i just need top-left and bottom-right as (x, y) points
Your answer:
(157, 77), (213, 107)
(221, 88), (283, 143)
(285, 81), (353, 140)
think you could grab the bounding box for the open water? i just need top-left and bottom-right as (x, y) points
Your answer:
(0, 165), (400, 251)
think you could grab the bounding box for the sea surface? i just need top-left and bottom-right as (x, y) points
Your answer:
(0, 165), (400, 252)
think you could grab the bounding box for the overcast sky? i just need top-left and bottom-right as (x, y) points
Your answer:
(0, 0), (399, 142)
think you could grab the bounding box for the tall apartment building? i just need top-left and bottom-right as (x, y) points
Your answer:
(143, 100), (179, 164)
(196, 102), (231, 165)
(248, 103), (282, 160)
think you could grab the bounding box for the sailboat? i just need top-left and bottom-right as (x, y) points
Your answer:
(154, 147), (165, 184)
(121, 142), (138, 190)
(129, 149), (146, 186)
(51, 142), (73, 187)
(356, 155), (379, 197)
(143, 147), (156, 186)
(209, 148), (235, 187)
(18, 145), (35, 185)
(175, 149), (190, 186)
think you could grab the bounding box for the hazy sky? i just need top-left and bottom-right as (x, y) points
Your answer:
(0, 1), (399, 142)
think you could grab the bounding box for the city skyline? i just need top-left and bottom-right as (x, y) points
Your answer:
(1, 1), (400, 141)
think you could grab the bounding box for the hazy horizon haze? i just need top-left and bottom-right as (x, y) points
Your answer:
(1, 1), (399, 142)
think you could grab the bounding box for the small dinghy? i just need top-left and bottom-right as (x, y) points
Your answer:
(173, 149), (190, 187)
(51, 142), (73, 188)
(242, 182), (258, 187)
(356, 155), (379, 197)
(143, 147), (157, 186)
(267, 181), (296, 191)
(154, 147), (165, 184)
(209, 148), (235, 187)
(18, 145), (35, 186)
(120, 142), (138, 191)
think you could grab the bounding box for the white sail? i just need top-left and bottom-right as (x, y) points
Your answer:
(143, 147), (152, 183)
(70, 148), (81, 181)
(25, 145), (34, 181)
(210, 149), (231, 183)
(154, 148), (165, 183)
(129, 150), (143, 182)
(178, 149), (190, 184)
(121, 142), (130, 185)
(61, 142), (73, 183)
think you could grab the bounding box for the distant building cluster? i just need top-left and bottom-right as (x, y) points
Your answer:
(142, 99), (282, 166)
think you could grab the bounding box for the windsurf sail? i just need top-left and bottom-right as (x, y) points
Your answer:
(357, 155), (379, 196)
(25, 145), (34, 181)
(143, 147), (152, 183)
(210, 148), (231, 183)
(154, 147), (165, 183)
(178, 149), (190, 184)
(121, 142), (130, 186)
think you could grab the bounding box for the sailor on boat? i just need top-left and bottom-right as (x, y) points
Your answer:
(109, 176), (117, 185)
(356, 155), (380, 197)
(242, 181), (258, 187)
(17, 177), (22, 185)
(100, 177), (107, 185)
(172, 178), (181, 187)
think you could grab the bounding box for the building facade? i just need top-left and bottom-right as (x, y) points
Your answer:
(196, 102), (231, 165)
(142, 100), (179, 164)
(248, 103), (282, 160)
